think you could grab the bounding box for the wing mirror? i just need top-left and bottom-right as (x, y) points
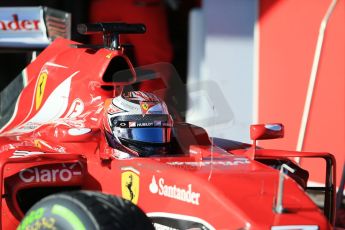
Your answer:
(250, 123), (284, 141)
(249, 123), (284, 159)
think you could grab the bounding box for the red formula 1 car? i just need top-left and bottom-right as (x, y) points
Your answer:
(0, 23), (337, 230)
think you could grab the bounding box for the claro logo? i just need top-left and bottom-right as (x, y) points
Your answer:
(0, 14), (40, 31)
(19, 164), (82, 183)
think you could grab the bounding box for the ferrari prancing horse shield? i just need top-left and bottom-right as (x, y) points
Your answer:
(35, 71), (48, 110)
(121, 169), (140, 204)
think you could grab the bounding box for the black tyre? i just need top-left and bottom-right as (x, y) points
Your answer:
(17, 190), (154, 230)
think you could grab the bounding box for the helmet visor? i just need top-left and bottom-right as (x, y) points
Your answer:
(115, 127), (171, 143)
(111, 114), (173, 144)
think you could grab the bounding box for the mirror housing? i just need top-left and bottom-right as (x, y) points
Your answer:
(248, 123), (284, 160)
(250, 123), (284, 141)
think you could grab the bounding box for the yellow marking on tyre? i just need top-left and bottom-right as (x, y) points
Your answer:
(17, 207), (45, 230)
(51, 204), (86, 230)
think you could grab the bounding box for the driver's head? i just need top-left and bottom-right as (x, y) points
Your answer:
(103, 91), (173, 156)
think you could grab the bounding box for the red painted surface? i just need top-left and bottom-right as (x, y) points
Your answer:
(0, 37), (334, 228)
(258, 0), (345, 186)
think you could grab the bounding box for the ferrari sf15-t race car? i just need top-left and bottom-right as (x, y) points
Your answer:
(0, 23), (337, 230)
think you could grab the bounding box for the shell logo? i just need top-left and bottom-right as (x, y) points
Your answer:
(35, 71), (48, 110)
(34, 140), (42, 148)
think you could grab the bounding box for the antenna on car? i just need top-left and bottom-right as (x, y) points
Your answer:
(274, 163), (296, 213)
(74, 22), (146, 50)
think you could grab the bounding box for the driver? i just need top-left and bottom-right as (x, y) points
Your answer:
(103, 91), (173, 157)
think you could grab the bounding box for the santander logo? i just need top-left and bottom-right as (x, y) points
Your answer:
(149, 176), (201, 205)
(0, 14), (40, 31)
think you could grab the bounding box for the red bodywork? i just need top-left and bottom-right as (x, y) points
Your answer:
(0, 38), (336, 229)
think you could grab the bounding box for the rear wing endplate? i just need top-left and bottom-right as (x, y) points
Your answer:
(0, 6), (71, 50)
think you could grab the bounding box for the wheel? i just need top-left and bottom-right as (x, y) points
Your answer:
(17, 190), (154, 230)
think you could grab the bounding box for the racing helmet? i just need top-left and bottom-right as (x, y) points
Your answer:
(103, 91), (173, 156)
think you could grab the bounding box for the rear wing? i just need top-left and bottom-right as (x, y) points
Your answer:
(0, 6), (71, 50)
